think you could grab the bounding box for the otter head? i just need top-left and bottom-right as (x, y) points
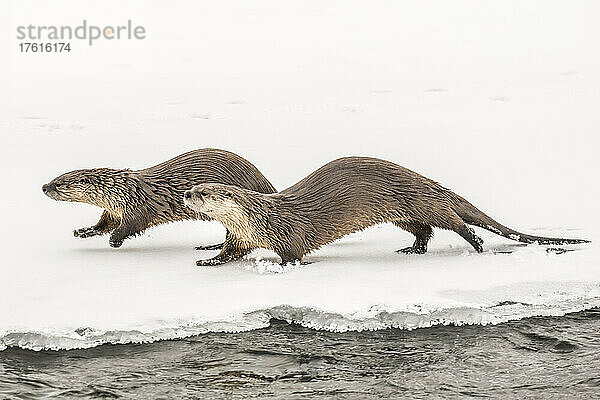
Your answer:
(183, 183), (248, 223)
(42, 168), (128, 208)
(185, 183), (270, 244)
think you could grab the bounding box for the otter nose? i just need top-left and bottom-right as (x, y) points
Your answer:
(184, 190), (192, 200)
(42, 183), (53, 194)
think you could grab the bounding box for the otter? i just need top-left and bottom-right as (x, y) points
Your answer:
(183, 156), (589, 265)
(42, 148), (276, 248)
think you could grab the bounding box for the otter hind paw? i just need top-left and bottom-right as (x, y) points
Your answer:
(195, 242), (224, 251)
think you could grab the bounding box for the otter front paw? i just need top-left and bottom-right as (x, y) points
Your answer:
(195, 242), (225, 251)
(109, 238), (124, 248)
(396, 246), (427, 254)
(74, 227), (100, 238)
(196, 257), (228, 266)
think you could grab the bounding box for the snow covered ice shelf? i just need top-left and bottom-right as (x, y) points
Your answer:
(1, 214), (598, 350)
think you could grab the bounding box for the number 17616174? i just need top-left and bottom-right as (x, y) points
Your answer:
(19, 42), (71, 52)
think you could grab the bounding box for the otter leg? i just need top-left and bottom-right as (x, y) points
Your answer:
(445, 217), (484, 253)
(426, 210), (484, 253)
(394, 221), (433, 254)
(195, 231), (230, 251)
(277, 248), (304, 266)
(74, 211), (120, 238)
(455, 225), (484, 253)
(109, 216), (148, 248)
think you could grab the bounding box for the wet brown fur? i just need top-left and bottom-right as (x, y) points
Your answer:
(43, 149), (276, 248)
(184, 156), (589, 265)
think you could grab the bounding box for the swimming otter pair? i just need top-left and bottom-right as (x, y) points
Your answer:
(183, 156), (589, 266)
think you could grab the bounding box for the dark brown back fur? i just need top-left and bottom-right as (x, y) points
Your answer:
(136, 148), (276, 225)
(263, 157), (460, 261)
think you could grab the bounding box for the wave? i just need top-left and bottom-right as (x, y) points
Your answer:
(3, 297), (599, 352)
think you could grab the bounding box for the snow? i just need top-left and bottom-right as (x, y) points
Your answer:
(1, 0), (599, 350)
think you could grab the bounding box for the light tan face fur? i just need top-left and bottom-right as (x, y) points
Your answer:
(184, 184), (259, 244)
(185, 186), (227, 213)
(184, 185), (242, 221)
(43, 170), (103, 205)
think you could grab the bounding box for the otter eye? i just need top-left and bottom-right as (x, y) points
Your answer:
(79, 178), (90, 184)
(225, 192), (233, 198)
(200, 190), (208, 197)
(210, 195), (216, 201)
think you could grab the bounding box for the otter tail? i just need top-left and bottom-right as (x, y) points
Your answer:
(448, 192), (590, 245)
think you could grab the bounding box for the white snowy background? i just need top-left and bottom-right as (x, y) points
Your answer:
(1, 0), (599, 350)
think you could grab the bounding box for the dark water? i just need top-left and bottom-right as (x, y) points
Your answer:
(2, 310), (600, 399)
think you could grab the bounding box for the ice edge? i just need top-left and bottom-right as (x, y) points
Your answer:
(2, 299), (599, 352)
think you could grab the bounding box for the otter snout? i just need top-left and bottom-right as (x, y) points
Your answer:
(183, 187), (208, 211)
(184, 187), (207, 201)
(183, 188), (202, 207)
(42, 182), (56, 195)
